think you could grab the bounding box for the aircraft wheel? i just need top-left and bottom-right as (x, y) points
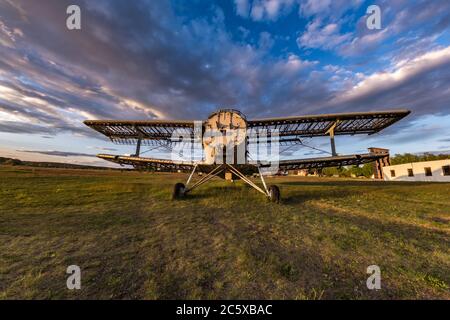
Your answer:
(268, 185), (280, 203)
(172, 182), (186, 200)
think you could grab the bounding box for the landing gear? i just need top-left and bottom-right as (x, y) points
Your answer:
(173, 164), (282, 204)
(230, 165), (281, 204)
(268, 185), (280, 203)
(172, 182), (186, 200)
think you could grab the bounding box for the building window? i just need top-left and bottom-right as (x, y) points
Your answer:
(390, 170), (396, 177)
(407, 168), (414, 177)
(424, 167), (432, 176)
(443, 165), (450, 176)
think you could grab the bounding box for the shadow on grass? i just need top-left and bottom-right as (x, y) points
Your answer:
(216, 222), (388, 299)
(175, 184), (251, 201)
(313, 204), (450, 248)
(173, 191), (216, 201)
(283, 189), (364, 205)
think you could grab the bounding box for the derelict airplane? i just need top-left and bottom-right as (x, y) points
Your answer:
(84, 108), (410, 203)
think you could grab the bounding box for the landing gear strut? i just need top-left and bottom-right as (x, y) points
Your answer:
(172, 164), (281, 203)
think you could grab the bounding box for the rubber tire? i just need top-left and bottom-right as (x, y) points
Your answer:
(268, 185), (280, 203)
(172, 183), (186, 200)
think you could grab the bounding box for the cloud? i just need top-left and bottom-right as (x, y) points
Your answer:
(336, 46), (450, 113)
(299, 0), (362, 20)
(275, 54), (318, 73)
(295, 0), (450, 59)
(338, 28), (389, 56)
(235, 0), (296, 21)
(0, 20), (17, 47)
(297, 20), (351, 50)
(338, 0), (450, 57)
(89, 146), (118, 152)
(19, 150), (97, 157)
(0, 121), (55, 134)
(0, 0), (448, 154)
(235, 0), (250, 17)
(234, 0), (363, 22)
(258, 31), (275, 49)
(299, 0), (331, 17)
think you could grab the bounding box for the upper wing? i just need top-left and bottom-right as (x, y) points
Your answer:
(85, 109), (410, 145)
(83, 119), (196, 145)
(248, 109), (410, 137)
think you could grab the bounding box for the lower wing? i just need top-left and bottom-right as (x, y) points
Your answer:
(275, 152), (387, 170)
(97, 154), (197, 172)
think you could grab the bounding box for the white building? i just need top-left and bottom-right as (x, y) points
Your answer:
(382, 159), (450, 182)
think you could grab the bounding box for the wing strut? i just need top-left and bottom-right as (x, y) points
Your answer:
(185, 165), (225, 193)
(183, 164), (270, 197)
(186, 164), (198, 186)
(326, 121), (339, 156)
(135, 136), (142, 157)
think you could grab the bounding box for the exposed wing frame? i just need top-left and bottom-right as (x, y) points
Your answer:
(248, 109), (410, 137)
(274, 152), (389, 170)
(83, 119), (196, 145)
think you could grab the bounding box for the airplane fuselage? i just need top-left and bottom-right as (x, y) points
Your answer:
(202, 109), (249, 165)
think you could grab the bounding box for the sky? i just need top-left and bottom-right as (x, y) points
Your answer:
(0, 0), (449, 166)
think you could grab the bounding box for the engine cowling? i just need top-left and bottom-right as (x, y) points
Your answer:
(203, 109), (247, 165)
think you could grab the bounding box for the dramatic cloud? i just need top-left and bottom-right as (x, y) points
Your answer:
(0, 0), (449, 164)
(296, 0), (450, 57)
(332, 47), (450, 116)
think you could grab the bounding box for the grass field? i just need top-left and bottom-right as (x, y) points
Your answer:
(0, 165), (449, 299)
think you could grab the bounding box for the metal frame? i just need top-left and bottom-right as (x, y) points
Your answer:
(276, 152), (389, 170)
(248, 110), (410, 138)
(227, 165), (268, 196)
(184, 164), (225, 194)
(97, 151), (390, 175)
(186, 164), (198, 186)
(134, 135), (142, 156)
(183, 163), (271, 197)
(325, 120), (339, 156)
(84, 110), (410, 147)
(96, 154), (196, 172)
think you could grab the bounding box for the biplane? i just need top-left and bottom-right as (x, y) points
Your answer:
(84, 109), (410, 203)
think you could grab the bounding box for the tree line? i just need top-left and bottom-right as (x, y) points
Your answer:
(321, 153), (450, 178)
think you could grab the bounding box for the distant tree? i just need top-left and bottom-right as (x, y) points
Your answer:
(361, 163), (374, 177)
(317, 153), (448, 179)
(3, 158), (22, 166)
(390, 153), (450, 165)
(322, 167), (340, 177)
(347, 163), (374, 178)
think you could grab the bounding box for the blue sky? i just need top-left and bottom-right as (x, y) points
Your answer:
(0, 0), (449, 166)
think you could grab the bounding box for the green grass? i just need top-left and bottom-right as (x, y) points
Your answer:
(0, 165), (449, 299)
